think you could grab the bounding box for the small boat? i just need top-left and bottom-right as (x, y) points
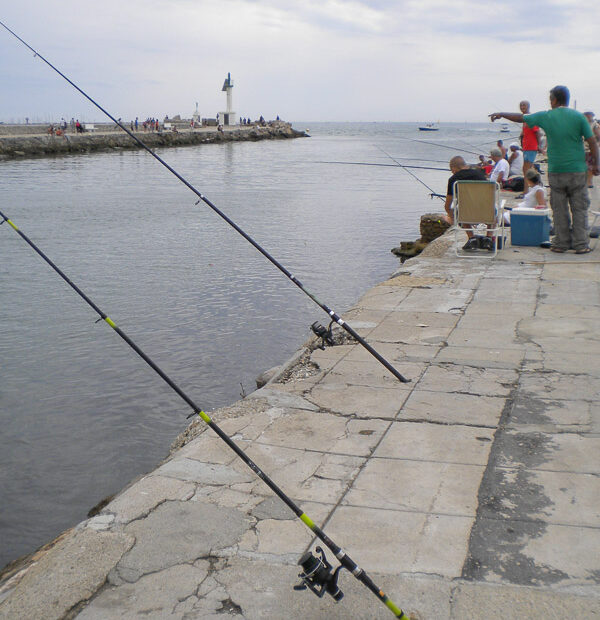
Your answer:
(418, 123), (439, 131)
(500, 123), (510, 133)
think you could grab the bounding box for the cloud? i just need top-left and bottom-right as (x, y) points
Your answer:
(1, 0), (599, 123)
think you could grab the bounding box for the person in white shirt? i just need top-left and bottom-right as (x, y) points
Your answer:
(508, 143), (525, 177)
(489, 148), (509, 184)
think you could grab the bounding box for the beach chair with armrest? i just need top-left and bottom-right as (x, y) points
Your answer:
(453, 180), (506, 257)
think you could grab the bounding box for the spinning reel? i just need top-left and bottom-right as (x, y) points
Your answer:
(294, 547), (345, 602)
(310, 320), (335, 349)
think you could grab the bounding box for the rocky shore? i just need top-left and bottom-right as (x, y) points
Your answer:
(0, 121), (307, 160)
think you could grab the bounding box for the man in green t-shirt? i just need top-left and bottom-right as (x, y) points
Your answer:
(490, 86), (599, 254)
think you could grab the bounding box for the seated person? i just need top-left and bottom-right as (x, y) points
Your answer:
(443, 155), (486, 224)
(504, 168), (546, 224)
(516, 169), (546, 209)
(443, 155), (496, 251)
(489, 148), (510, 185)
(508, 143), (524, 177)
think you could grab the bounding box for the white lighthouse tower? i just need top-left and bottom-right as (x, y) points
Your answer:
(219, 73), (236, 126)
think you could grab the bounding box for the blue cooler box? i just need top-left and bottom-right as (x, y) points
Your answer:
(510, 207), (551, 246)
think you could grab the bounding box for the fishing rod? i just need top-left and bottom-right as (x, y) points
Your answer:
(393, 135), (482, 157)
(0, 20), (408, 385)
(376, 146), (446, 202)
(316, 160), (448, 172)
(0, 209), (407, 618)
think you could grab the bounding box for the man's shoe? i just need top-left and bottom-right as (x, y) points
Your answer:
(480, 237), (495, 252)
(462, 237), (480, 251)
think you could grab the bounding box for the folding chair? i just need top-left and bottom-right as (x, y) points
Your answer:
(453, 180), (506, 257)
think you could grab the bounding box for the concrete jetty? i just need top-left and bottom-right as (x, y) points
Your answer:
(0, 121), (306, 160)
(1, 222), (599, 618)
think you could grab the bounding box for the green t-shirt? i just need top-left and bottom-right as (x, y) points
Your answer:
(524, 108), (592, 173)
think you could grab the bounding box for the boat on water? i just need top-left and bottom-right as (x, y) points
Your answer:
(500, 123), (510, 133)
(418, 123), (439, 131)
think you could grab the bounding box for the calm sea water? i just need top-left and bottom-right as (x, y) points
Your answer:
(0, 121), (516, 567)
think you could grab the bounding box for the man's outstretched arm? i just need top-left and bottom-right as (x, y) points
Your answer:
(489, 112), (524, 123)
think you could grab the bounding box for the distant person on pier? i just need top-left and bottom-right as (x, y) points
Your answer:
(519, 101), (539, 175)
(135, 117), (138, 131)
(491, 84), (600, 253)
(496, 139), (508, 160)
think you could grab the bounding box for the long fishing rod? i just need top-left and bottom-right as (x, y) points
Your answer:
(0, 208), (408, 618)
(0, 20), (408, 385)
(376, 146), (446, 202)
(316, 160), (448, 171)
(393, 135), (482, 157)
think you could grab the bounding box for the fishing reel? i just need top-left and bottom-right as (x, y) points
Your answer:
(293, 547), (344, 602)
(311, 320), (335, 349)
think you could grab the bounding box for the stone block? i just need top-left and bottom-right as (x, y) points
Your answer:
(399, 391), (506, 427)
(375, 421), (494, 464)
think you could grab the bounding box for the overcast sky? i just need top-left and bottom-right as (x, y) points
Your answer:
(1, 0), (599, 124)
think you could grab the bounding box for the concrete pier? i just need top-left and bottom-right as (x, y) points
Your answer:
(0, 121), (306, 160)
(1, 224), (599, 618)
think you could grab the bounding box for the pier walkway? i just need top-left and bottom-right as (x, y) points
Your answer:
(1, 228), (599, 619)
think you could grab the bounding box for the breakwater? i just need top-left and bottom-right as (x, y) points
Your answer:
(0, 121), (307, 160)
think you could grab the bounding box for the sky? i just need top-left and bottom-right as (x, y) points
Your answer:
(1, 0), (599, 124)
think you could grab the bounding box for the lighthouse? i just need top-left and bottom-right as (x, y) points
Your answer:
(219, 72), (236, 126)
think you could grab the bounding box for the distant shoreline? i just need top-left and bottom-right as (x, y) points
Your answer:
(0, 121), (307, 160)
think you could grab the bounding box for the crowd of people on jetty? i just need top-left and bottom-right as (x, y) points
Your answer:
(44, 113), (279, 137)
(443, 85), (599, 254)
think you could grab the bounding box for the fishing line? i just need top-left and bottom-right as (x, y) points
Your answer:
(0, 209), (407, 618)
(392, 134), (482, 157)
(0, 19), (408, 385)
(315, 160), (448, 171)
(376, 146), (446, 202)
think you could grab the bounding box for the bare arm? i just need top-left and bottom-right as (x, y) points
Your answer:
(489, 112), (524, 123)
(444, 193), (454, 224)
(535, 187), (546, 207)
(586, 136), (600, 175)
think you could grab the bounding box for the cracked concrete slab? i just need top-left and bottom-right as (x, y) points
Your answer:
(343, 458), (485, 516)
(308, 382), (410, 418)
(519, 372), (600, 401)
(319, 358), (424, 388)
(77, 562), (209, 619)
(496, 431), (600, 474)
(104, 475), (196, 524)
(115, 501), (250, 583)
(326, 506), (474, 577)
(251, 408), (390, 456)
(374, 421), (495, 464)
(216, 558), (453, 619)
(399, 390), (506, 427)
(0, 528), (134, 620)
(245, 386), (319, 411)
(433, 345), (525, 369)
(156, 457), (255, 485)
(452, 581), (600, 619)
(241, 443), (364, 504)
(417, 365), (518, 397)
